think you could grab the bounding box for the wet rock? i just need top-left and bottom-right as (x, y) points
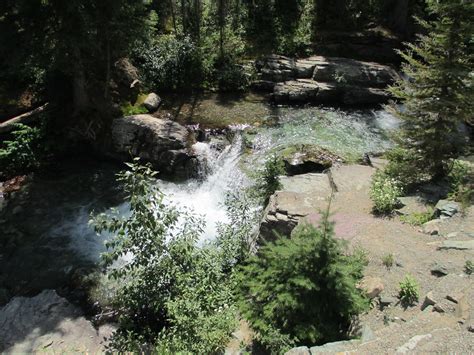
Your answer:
(143, 93), (161, 112)
(110, 114), (197, 178)
(280, 145), (341, 176)
(438, 240), (474, 251)
(435, 199), (460, 218)
(358, 276), (384, 299)
(259, 173), (332, 241)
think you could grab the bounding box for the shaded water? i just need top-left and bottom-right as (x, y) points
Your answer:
(0, 96), (399, 301)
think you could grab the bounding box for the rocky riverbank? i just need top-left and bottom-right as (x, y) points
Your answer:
(260, 163), (474, 354)
(252, 55), (399, 106)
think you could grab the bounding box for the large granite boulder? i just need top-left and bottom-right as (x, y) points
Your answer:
(259, 173), (333, 241)
(254, 55), (398, 106)
(0, 290), (114, 353)
(280, 144), (342, 176)
(110, 114), (198, 178)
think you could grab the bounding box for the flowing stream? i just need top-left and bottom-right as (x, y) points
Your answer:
(0, 101), (399, 302)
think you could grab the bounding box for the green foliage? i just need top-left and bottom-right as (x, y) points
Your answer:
(235, 212), (368, 352)
(120, 102), (148, 116)
(465, 260), (473, 275)
(400, 210), (433, 226)
(370, 170), (403, 215)
(91, 159), (236, 353)
(382, 253), (394, 270)
(387, 0), (474, 180)
(252, 155), (285, 205)
(0, 123), (46, 178)
(447, 160), (473, 207)
(398, 275), (419, 307)
(134, 35), (203, 91)
(216, 190), (260, 272)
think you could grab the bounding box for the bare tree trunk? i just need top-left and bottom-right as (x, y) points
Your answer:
(387, 0), (409, 37)
(104, 36), (111, 100)
(170, 0), (178, 33)
(72, 48), (89, 114)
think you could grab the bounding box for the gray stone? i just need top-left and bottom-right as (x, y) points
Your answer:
(380, 296), (397, 308)
(396, 334), (432, 353)
(446, 292), (464, 304)
(396, 196), (430, 216)
(438, 240), (474, 251)
(430, 262), (449, 277)
(0, 290), (114, 353)
(143, 93), (161, 112)
(309, 340), (360, 354)
(285, 346), (311, 355)
(110, 114), (197, 178)
(358, 276), (384, 299)
(259, 173), (333, 241)
(360, 325), (375, 342)
(467, 322), (474, 333)
(421, 291), (437, 310)
(422, 219), (440, 235)
(435, 199), (460, 218)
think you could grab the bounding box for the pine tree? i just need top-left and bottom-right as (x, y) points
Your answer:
(388, 0), (474, 181)
(235, 208), (367, 352)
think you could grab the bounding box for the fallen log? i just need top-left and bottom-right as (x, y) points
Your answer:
(0, 103), (50, 134)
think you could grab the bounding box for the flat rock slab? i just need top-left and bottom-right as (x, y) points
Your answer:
(438, 240), (474, 251)
(0, 290), (114, 353)
(260, 173), (333, 240)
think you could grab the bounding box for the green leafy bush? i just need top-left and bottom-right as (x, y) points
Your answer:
(120, 102), (148, 116)
(399, 275), (419, 307)
(134, 35), (203, 91)
(447, 160), (473, 207)
(399, 210), (433, 226)
(0, 123), (46, 178)
(91, 159), (236, 353)
(235, 212), (368, 352)
(370, 170), (403, 215)
(465, 260), (473, 275)
(252, 155), (285, 205)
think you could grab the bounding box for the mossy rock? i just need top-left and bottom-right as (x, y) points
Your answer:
(279, 144), (342, 176)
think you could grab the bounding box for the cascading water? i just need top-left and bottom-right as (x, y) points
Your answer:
(0, 101), (400, 301)
(159, 132), (246, 239)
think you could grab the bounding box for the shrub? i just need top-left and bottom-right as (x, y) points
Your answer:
(465, 260), (473, 275)
(235, 211), (368, 352)
(120, 102), (148, 116)
(0, 123), (46, 178)
(382, 253), (394, 270)
(252, 155), (285, 205)
(370, 170), (403, 215)
(399, 275), (419, 307)
(91, 159), (236, 352)
(133, 35), (203, 91)
(399, 210), (433, 226)
(447, 160), (473, 207)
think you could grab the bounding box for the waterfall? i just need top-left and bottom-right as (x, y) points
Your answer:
(159, 133), (245, 240)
